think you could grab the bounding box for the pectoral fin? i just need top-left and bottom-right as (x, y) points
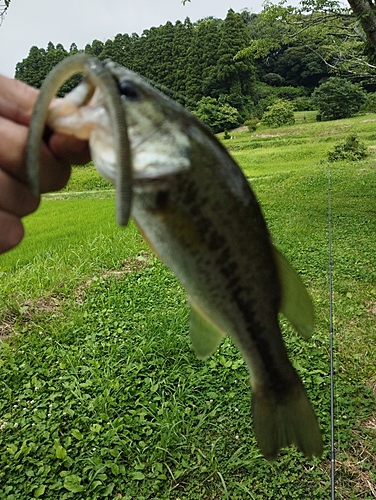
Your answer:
(189, 298), (225, 359)
(273, 247), (314, 339)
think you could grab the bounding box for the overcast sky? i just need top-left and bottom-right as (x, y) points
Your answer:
(0, 0), (264, 79)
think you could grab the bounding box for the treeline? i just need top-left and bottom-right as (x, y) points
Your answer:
(15, 9), (331, 132)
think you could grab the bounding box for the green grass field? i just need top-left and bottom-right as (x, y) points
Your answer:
(0, 113), (375, 499)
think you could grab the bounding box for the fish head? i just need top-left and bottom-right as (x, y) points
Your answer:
(47, 60), (191, 186)
(108, 62), (192, 183)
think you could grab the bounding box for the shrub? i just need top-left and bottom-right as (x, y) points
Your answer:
(192, 97), (242, 133)
(263, 72), (285, 86)
(262, 99), (295, 128)
(276, 86), (305, 101)
(327, 134), (368, 162)
(294, 96), (314, 111)
(360, 92), (376, 113)
(252, 83), (306, 117)
(244, 118), (258, 132)
(311, 77), (367, 120)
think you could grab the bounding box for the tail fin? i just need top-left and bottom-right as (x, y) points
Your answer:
(252, 383), (323, 461)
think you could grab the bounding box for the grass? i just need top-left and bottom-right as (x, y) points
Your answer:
(228, 111), (376, 177)
(0, 198), (145, 304)
(0, 112), (375, 499)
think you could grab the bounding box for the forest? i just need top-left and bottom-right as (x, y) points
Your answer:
(13, 7), (376, 132)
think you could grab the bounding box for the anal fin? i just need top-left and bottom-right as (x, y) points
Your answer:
(188, 297), (226, 359)
(273, 246), (314, 339)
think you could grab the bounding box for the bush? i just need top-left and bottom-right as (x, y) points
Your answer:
(218, 94), (255, 121)
(276, 86), (306, 101)
(263, 72), (285, 87)
(262, 99), (295, 128)
(360, 92), (376, 113)
(294, 96), (314, 111)
(327, 134), (368, 162)
(192, 96), (242, 133)
(252, 83), (306, 117)
(311, 77), (367, 120)
(244, 118), (258, 132)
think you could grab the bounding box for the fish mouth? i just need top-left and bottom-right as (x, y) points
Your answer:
(131, 151), (190, 181)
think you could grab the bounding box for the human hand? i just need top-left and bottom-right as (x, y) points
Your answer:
(0, 74), (90, 254)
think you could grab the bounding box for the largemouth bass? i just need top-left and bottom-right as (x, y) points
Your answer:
(27, 54), (323, 461)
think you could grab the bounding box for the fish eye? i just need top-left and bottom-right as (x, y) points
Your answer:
(117, 80), (140, 100)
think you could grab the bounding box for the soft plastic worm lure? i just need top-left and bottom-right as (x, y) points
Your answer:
(26, 53), (132, 226)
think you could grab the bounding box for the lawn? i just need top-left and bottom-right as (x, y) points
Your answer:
(0, 113), (375, 499)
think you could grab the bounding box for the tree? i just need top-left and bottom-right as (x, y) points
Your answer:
(99, 34), (135, 69)
(185, 17), (222, 101)
(339, 0), (376, 48)
(0, 0), (10, 25)
(216, 10), (254, 98)
(308, 0), (376, 64)
(311, 77), (367, 119)
(43, 42), (79, 95)
(270, 45), (329, 89)
(172, 18), (193, 96)
(15, 43), (79, 95)
(237, 2), (372, 78)
(15, 46), (48, 89)
(149, 21), (176, 89)
(69, 43), (78, 54)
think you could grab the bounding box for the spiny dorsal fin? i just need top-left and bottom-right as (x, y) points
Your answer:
(188, 297), (225, 359)
(273, 247), (314, 339)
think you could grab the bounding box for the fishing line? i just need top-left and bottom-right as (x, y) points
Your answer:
(328, 165), (336, 500)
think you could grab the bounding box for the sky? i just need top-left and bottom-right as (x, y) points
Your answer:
(0, 0), (263, 78)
